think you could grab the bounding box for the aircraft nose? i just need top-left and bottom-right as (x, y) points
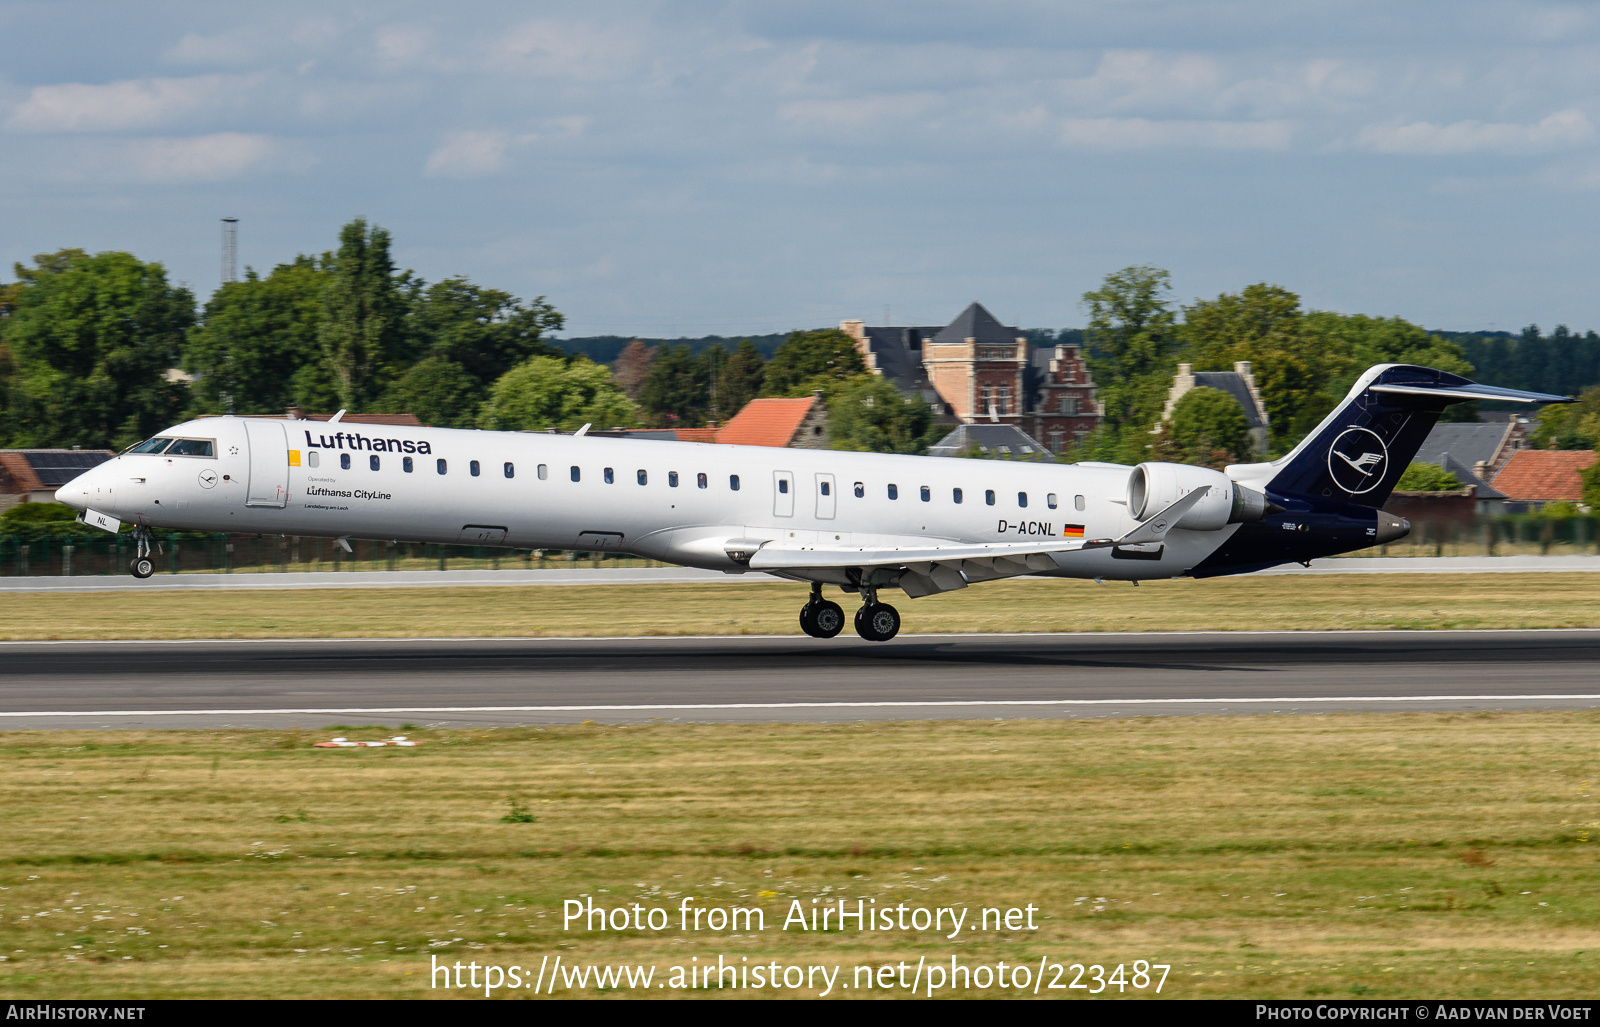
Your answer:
(58, 464), (110, 514)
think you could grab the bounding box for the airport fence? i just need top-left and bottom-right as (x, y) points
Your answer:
(2, 515), (1598, 577)
(0, 533), (674, 578)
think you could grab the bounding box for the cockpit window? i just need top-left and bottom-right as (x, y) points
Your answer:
(129, 437), (174, 454)
(164, 439), (215, 457)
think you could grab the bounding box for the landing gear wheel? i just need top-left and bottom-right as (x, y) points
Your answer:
(129, 556), (155, 579)
(811, 600), (845, 638)
(854, 602), (900, 642)
(799, 600), (846, 638)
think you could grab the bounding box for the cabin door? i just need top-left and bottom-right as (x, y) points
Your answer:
(815, 473), (836, 519)
(773, 470), (795, 517)
(243, 420), (289, 508)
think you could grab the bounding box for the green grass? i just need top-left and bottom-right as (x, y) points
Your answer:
(5, 572), (1600, 640)
(0, 713), (1598, 998)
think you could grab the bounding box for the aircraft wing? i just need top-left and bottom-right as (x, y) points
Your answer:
(745, 487), (1213, 596)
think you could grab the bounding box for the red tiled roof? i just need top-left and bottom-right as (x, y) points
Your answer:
(673, 428), (720, 443)
(714, 397), (816, 448)
(0, 452), (41, 494)
(1491, 449), (1596, 502)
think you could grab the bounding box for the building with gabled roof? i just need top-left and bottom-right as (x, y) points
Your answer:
(840, 302), (1100, 456)
(713, 394), (828, 449)
(0, 449), (116, 510)
(1491, 449), (1596, 511)
(1161, 362), (1271, 457)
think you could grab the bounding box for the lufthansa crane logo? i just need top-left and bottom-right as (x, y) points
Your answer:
(1327, 427), (1389, 495)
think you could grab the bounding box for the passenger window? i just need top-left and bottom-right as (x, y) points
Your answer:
(985, 489), (996, 506)
(820, 481), (830, 496)
(920, 486), (930, 502)
(887, 484), (898, 500)
(505, 462), (515, 479)
(953, 487), (963, 504)
(1047, 493), (1058, 509)
(853, 482), (864, 498)
(437, 458), (448, 475)
(1075, 494), (1086, 511)
(778, 479), (788, 494)
(537, 463), (548, 480)
(307, 452), (320, 468)
(166, 439), (214, 457)
(403, 456), (413, 473)
(730, 474), (740, 491)
(470, 460), (481, 477)
(698, 473), (707, 489)
(571, 466), (581, 482)
(637, 469), (647, 485)
(604, 467), (614, 484)
(131, 437), (173, 454)
(669, 471), (679, 487)
(370, 455), (380, 471)
(340, 453), (351, 470)
(1018, 492), (1028, 508)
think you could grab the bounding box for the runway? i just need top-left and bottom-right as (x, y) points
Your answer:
(4, 554), (1600, 591)
(2, 629), (1598, 728)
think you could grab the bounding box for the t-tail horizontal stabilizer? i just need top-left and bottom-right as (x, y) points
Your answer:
(1242, 364), (1574, 509)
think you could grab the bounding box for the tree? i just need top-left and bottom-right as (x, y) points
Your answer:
(1075, 265), (1180, 464)
(409, 276), (562, 387)
(317, 218), (411, 410)
(1181, 283), (1329, 450)
(717, 339), (766, 417)
(611, 339), (656, 400)
(1531, 387), (1600, 450)
(761, 329), (866, 397)
(2, 248), (193, 449)
(183, 256), (328, 415)
(1163, 387), (1253, 468)
(1395, 462), (1463, 491)
(636, 343), (706, 426)
(478, 355), (636, 432)
(379, 355), (483, 428)
(825, 375), (941, 454)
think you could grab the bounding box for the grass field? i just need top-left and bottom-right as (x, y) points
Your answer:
(0, 713), (1597, 999)
(5, 572), (1600, 640)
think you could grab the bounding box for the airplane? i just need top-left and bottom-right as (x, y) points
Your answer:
(57, 363), (1569, 642)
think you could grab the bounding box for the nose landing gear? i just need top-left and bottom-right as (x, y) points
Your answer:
(128, 526), (155, 579)
(799, 582), (845, 638)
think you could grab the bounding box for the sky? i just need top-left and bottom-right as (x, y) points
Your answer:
(3, 1), (1600, 338)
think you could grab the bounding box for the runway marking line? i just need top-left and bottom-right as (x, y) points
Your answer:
(6, 627), (1600, 646)
(4, 695), (1600, 718)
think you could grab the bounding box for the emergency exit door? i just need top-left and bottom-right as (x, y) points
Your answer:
(773, 470), (795, 517)
(244, 420), (289, 508)
(815, 472), (836, 519)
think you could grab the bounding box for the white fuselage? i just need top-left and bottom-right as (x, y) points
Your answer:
(62, 417), (1241, 583)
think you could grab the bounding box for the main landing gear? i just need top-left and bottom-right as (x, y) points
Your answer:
(799, 582), (845, 638)
(128, 526), (155, 579)
(797, 582), (900, 642)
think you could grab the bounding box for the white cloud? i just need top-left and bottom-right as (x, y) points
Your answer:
(4, 75), (246, 133)
(375, 24), (434, 66)
(164, 30), (258, 67)
(423, 130), (510, 178)
(1058, 117), (1293, 150)
(1355, 109), (1595, 155)
(29, 133), (300, 184)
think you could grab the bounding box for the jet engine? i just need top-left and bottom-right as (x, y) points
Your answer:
(1127, 462), (1273, 531)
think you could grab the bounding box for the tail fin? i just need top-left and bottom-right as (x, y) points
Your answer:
(1227, 364), (1571, 508)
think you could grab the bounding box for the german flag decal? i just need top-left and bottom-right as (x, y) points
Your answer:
(1064, 524), (1085, 538)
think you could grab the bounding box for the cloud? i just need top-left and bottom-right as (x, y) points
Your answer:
(28, 133), (301, 184)
(423, 130), (511, 178)
(4, 75), (245, 133)
(1355, 109), (1595, 155)
(164, 30), (258, 67)
(1058, 117), (1293, 150)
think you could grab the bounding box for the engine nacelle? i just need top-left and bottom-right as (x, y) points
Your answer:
(1126, 462), (1271, 531)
